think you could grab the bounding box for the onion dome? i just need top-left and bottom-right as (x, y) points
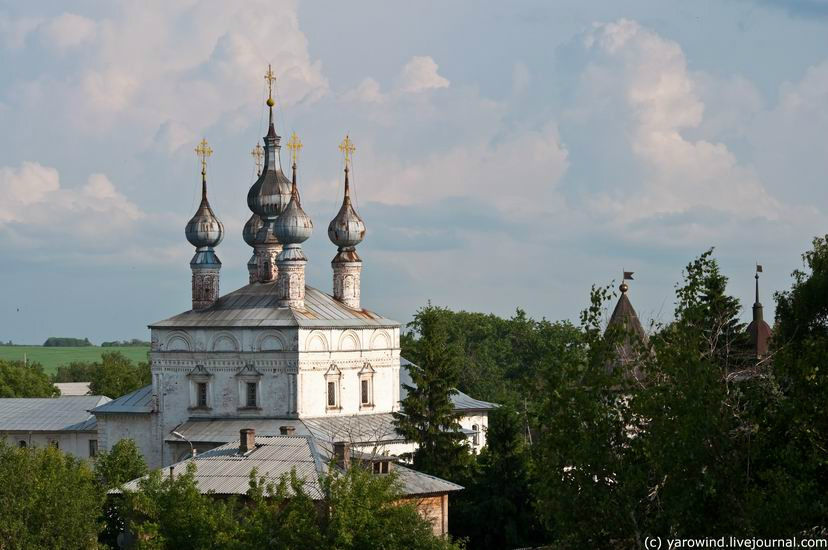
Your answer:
(328, 166), (366, 257)
(246, 71), (292, 222)
(242, 213), (264, 247)
(186, 141), (224, 249)
(274, 161), (313, 254)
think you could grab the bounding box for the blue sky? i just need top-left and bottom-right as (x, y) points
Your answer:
(1, 0), (827, 343)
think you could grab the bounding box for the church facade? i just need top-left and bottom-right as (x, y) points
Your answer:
(93, 71), (494, 483)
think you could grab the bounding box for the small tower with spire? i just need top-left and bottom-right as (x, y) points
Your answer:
(246, 65), (293, 283)
(746, 265), (772, 359)
(274, 132), (313, 308)
(328, 135), (366, 309)
(186, 138), (224, 310)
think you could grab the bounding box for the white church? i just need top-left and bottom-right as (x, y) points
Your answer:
(90, 70), (494, 533)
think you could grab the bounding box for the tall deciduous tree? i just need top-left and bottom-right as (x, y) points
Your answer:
(0, 359), (58, 397)
(393, 305), (470, 480)
(0, 441), (103, 549)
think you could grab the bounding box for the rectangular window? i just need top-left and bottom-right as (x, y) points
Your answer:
(89, 440), (98, 458)
(246, 382), (257, 407)
(197, 382), (208, 407)
(49, 440), (59, 449)
(18, 440), (26, 448)
(327, 381), (336, 407)
(361, 379), (370, 405)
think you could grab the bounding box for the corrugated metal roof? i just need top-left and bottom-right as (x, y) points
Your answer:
(123, 434), (460, 498)
(55, 382), (91, 396)
(150, 284), (399, 329)
(400, 359), (498, 412)
(91, 385), (153, 414)
(169, 413), (403, 446)
(0, 396), (109, 432)
(302, 413), (403, 444)
(122, 436), (326, 498)
(164, 418), (311, 443)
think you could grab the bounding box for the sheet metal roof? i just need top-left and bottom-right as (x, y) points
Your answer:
(123, 436), (326, 498)
(169, 413), (403, 446)
(91, 385), (153, 414)
(150, 283), (399, 329)
(124, 435), (460, 498)
(400, 359), (498, 412)
(0, 396), (109, 432)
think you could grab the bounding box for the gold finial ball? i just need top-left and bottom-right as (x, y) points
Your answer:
(266, 97), (275, 107)
(620, 282), (629, 294)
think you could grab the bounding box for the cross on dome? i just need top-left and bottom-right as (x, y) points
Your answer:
(264, 64), (277, 107)
(339, 135), (355, 169)
(195, 138), (213, 178)
(287, 132), (303, 166)
(251, 144), (263, 175)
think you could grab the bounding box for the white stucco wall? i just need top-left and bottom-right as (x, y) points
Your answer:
(1, 431), (99, 460)
(95, 413), (161, 468)
(458, 412), (490, 453)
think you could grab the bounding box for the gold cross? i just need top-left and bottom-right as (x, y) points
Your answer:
(251, 144), (263, 175)
(264, 64), (277, 104)
(195, 138), (213, 176)
(338, 134), (355, 168)
(286, 132), (303, 165)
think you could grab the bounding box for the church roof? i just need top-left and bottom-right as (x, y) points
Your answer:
(607, 291), (646, 340)
(150, 283), (399, 329)
(122, 434), (461, 498)
(0, 396), (109, 432)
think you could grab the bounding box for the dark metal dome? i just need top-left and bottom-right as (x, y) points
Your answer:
(274, 164), (313, 246)
(327, 168), (365, 250)
(185, 179), (224, 248)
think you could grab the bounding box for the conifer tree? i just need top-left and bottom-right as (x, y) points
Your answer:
(393, 305), (470, 480)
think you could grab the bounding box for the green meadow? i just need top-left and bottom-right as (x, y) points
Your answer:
(0, 346), (150, 375)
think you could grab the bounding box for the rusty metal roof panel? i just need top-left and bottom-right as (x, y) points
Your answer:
(150, 283), (398, 329)
(0, 396), (110, 432)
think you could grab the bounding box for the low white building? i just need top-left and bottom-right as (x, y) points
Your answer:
(0, 395), (110, 459)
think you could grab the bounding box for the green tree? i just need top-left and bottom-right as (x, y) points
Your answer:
(0, 441), (103, 549)
(451, 404), (543, 549)
(121, 463), (240, 550)
(750, 235), (828, 533)
(88, 352), (151, 398)
(0, 359), (58, 397)
(52, 360), (98, 383)
(319, 465), (461, 550)
(393, 305), (471, 480)
(95, 438), (148, 490)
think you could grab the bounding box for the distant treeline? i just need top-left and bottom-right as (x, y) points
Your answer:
(43, 337), (92, 347)
(101, 339), (150, 347)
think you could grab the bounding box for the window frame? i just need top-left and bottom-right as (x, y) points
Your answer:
(325, 364), (342, 411)
(358, 362), (375, 410)
(187, 365), (213, 411)
(88, 439), (98, 458)
(236, 363), (263, 411)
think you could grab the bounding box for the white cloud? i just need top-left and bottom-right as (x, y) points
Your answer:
(578, 19), (782, 232)
(0, 162), (143, 243)
(41, 13), (97, 50)
(396, 56), (450, 93)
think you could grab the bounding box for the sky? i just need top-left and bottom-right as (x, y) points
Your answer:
(1, 0), (827, 344)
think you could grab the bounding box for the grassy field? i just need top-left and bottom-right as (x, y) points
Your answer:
(0, 346), (150, 375)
